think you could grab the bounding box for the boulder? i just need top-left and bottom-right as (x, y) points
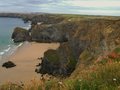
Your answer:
(12, 27), (31, 43)
(2, 61), (16, 68)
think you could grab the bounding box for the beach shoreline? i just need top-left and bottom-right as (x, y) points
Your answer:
(0, 42), (59, 84)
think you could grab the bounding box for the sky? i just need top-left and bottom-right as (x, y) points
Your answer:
(0, 0), (120, 16)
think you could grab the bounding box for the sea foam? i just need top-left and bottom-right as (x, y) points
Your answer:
(0, 43), (23, 58)
(4, 47), (11, 52)
(0, 52), (5, 55)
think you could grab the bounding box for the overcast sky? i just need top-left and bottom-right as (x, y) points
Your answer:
(0, 0), (120, 16)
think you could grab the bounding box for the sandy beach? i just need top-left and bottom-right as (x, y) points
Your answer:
(0, 42), (59, 84)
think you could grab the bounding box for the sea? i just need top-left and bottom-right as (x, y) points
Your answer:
(0, 17), (31, 64)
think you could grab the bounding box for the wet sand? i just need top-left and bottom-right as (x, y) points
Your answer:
(0, 42), (59, 83)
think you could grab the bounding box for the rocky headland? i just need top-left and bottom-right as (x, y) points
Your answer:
(4, 13), (120, 77)
(0, 13), (120, 90)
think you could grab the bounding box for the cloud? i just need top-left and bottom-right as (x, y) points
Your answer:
(62, 0), (120, 7)
(0, 0), (120, 16)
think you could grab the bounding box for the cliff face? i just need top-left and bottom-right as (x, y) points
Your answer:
(38, 18), (120, 76)
(67, 19), (120, 62)
(11, 14), (120, 76)
(12, 27), (31, 42)
(30, 24), (68, 42)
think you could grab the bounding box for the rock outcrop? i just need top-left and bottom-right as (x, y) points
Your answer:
(31, 24), (68, 42)
(39, 43), (77, 76)
(11, 15), (68, 43)
(12, 27), (31, 43)
(2, 61), (16, 68)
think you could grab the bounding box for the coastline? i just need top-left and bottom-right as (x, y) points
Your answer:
(0, 42), (59, 83)
(0, 17), (31, 66)
(0, 42), (23, 66)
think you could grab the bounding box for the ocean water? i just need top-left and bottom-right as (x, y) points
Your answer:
(0, 17), (30, 62)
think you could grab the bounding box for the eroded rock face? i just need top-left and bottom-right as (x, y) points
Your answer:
(39, 43), (77, 76)
(12, 27), (31, 43)
(31, 24), (68, 42)
(2, 61), (16, 68)
(38, 19), (120, 76)
(39, 49), (61, 75)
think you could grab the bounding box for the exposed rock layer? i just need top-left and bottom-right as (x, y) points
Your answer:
(12, 27), (31, 43)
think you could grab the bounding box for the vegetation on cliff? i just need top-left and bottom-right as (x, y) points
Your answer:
(39, 43), (77, 76)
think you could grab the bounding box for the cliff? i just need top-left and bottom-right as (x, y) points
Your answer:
(38, 16), (120, 76)
(33, 16), (120, 76)
(12, 27), (31, 42)
(11, 14), (120, 76)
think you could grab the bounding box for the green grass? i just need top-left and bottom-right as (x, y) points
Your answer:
(114, 47), (120, 54)
(67, 62), (120, 90)
(45, 81), (53, 90)
(67, 53), (77, 70)
(44, 49), (60, 64)
(98, 58), (108, 65)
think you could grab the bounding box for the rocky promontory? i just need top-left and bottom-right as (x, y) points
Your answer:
(12, 27), (31, 43)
